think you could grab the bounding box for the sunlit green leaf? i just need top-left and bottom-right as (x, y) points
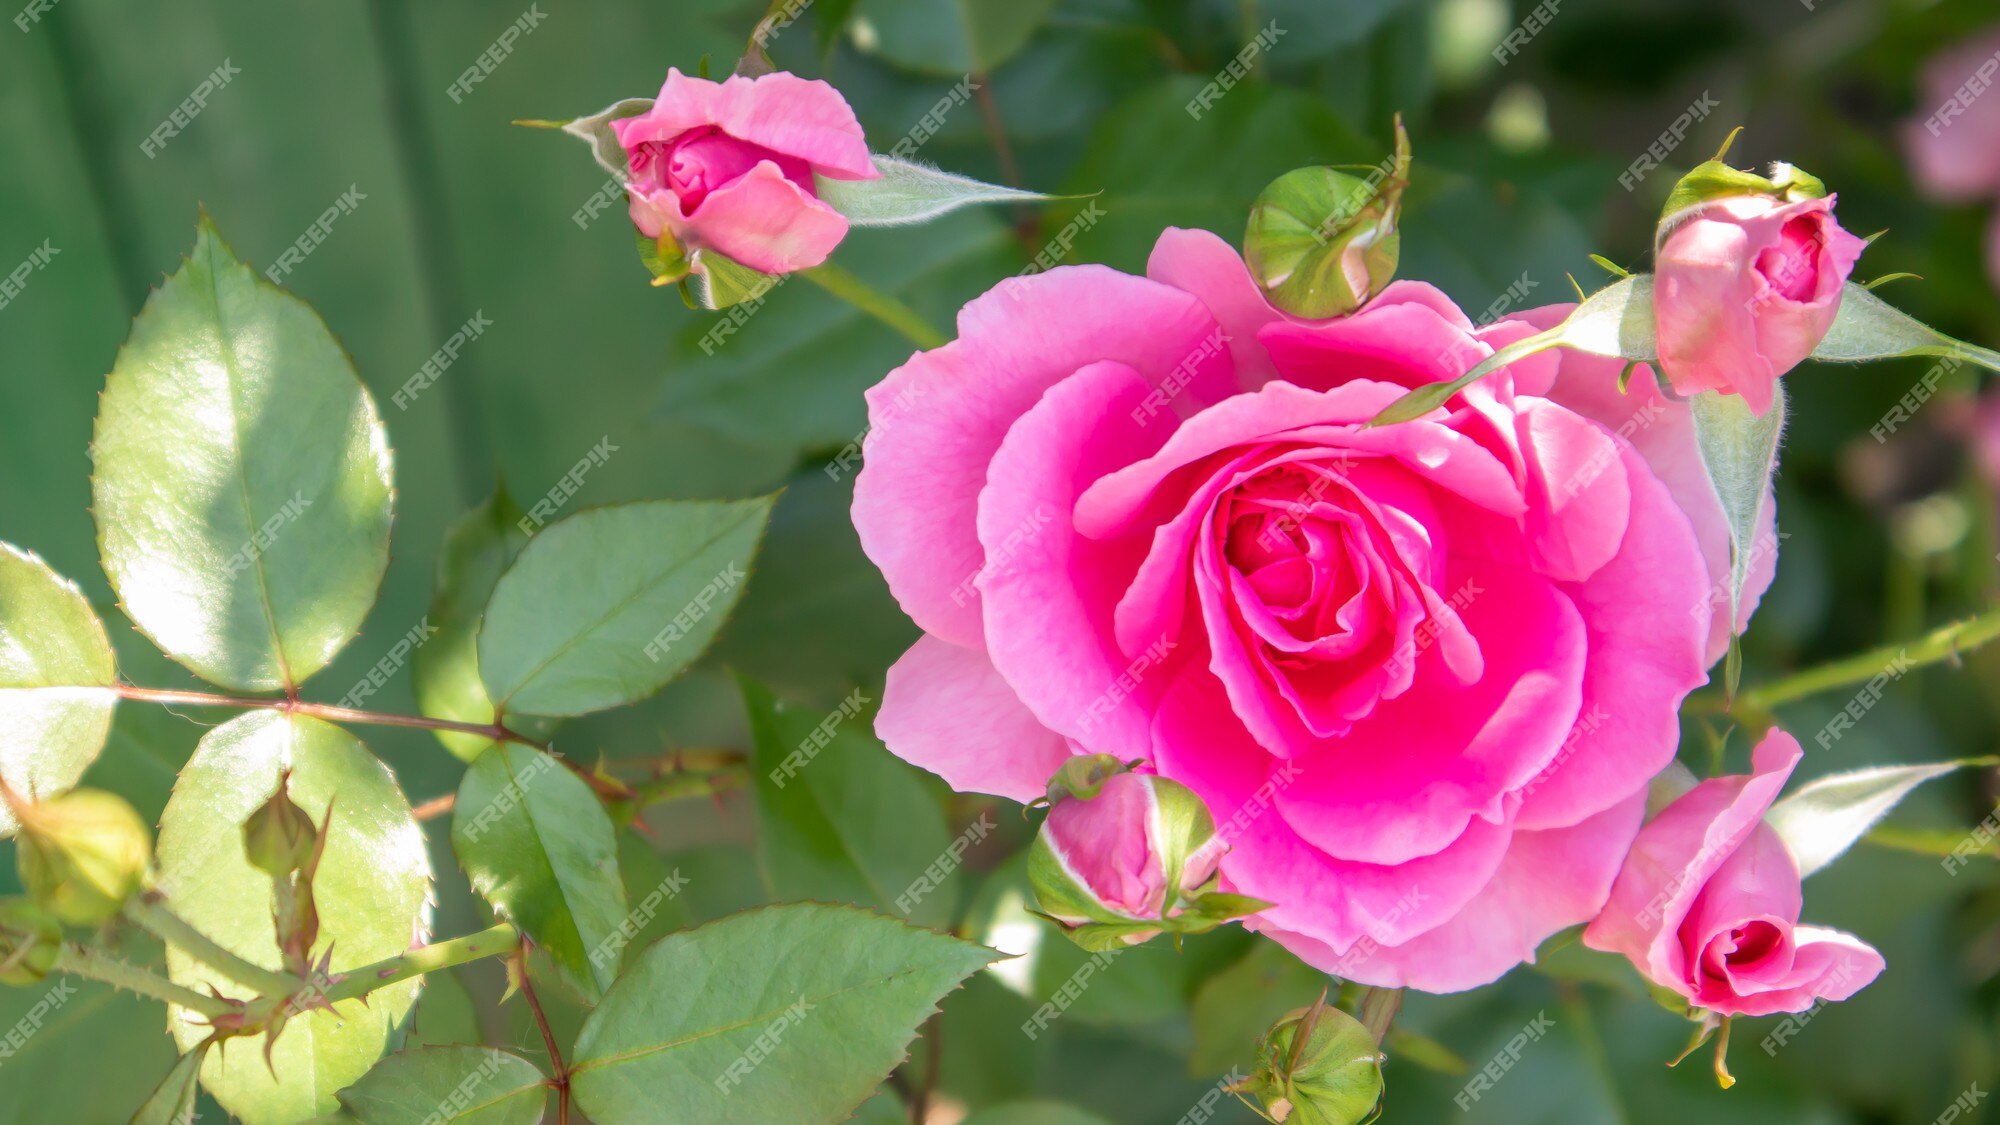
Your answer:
(0, 543), (116, 836)
(156, 712), (429, 1124)
(91, 216), (393, 692)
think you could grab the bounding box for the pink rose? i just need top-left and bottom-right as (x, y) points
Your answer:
(1653, 194), (1868, 416)
(1901, 27), (2000, 290)
(611, 69), (878, 275)
(853, 226), (1728, 991)
(1583, 730), (1885, 1016)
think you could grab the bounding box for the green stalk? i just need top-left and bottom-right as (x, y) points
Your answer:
(1726, 605), (2000, 714)
(320, 923), (520, 1005)
(54, 942), (238, 1019)
(124, 893), (301, 999)
(798, 262), (948, 350)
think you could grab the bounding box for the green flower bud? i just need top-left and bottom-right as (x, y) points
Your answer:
(0, 899), (63, 987)
(243, 773), (317, 878)
(15, 789), (152, 926)
(1244, 116), (1410, 319)
(1029, 768), (1260, 950)
(1238, 994), (1386, 1125)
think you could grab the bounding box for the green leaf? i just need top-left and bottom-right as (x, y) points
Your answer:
(336, 1046), (547, 1125)
(130, 1039), (209, 1125)
(569, 903), (1000, 1125)
(1188, 939), (1326, 1075)
(0, 543), (117, 836)
(1808, 281), (2000, 371)
(1371, 274), (1655, 425)
(816, 156), (1071, 227)
(1689, 384), (1786, 697)
(850, 0), (1056, 74)
(960, 1102), (1117, 1125)
(1766, 757), (1998, 879)
(518, 97), (655, 180)
(742, 677), (960, 929)
(477, 497), (775, 717)
(156, 711), (429, 1124)
(451, 743), (627, 999)
(91, 216), (393, 692)
(413, 489), (557, 761)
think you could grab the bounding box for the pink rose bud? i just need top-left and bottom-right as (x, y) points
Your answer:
(1029, 766), (1249, 950)
(1653, 162), (1867, 416)
(1583, 730), (1884, 1018)
(611, 69), (879, 276)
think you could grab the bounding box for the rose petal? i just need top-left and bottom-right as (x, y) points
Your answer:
(684, 161), (851, 274)
(617, 68), (877, 179)
(875, 633), (1071, 803)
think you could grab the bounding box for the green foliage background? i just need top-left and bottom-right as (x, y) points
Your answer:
(1, 0), (1998, 1121)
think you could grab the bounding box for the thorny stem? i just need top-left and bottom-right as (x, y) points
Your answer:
(516, 943), (571, 1125)
(124, 892), (301, 999)
(319, 923), (521, 1006)
(54, 941), (238, 1018)
(110, 683), (549, 750)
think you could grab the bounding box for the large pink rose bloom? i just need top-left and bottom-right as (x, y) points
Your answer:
(853, 228), (1738, 992)
(611, 69), (878, 275)
(1653, 194), (1867, 416)
(1584, 730), (1885, 1016)
(1901, 27), (2000, 290)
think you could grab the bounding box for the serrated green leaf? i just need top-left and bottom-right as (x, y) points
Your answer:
(1371, 274), (1655, 425)
(0, 542), (117, 836)
(156, 711), (429, 1125)
(336, 1045), (547, 1125)
(1766, 758), (1998, 879)
(413, 489), (557, 761)
(91, 216), (393, 692)
(816, 156), (1069, 227)
(130, 1039), (209, 1125)
(569, 902), (1000, 1125)
(851, 0), (1055, 74)
(451, 743), (626, 999)
(477, 498), (774, 717)
(742, 677), (958, 928)
(1689, 384), (1786, 696)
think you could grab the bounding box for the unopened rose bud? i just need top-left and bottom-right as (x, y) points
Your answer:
(0, 899), (63, 986)
(1235, 993), (1385, 1125)
(1029, 769), (1257, 950)
(1652, 144), (1865, 416)
(14, 789), (152, 926)
(1243, 117), (1410, 319)
(243, 774), (317, 878)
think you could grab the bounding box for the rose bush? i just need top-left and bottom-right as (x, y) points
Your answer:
(853, 226), (1775, 991)
(1584, 729), (1885, 1016)
(1653, 193), (1867, 416)
(611, 68), (878, 274)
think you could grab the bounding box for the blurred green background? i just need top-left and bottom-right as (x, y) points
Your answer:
(2, 0), (1998, 1121)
